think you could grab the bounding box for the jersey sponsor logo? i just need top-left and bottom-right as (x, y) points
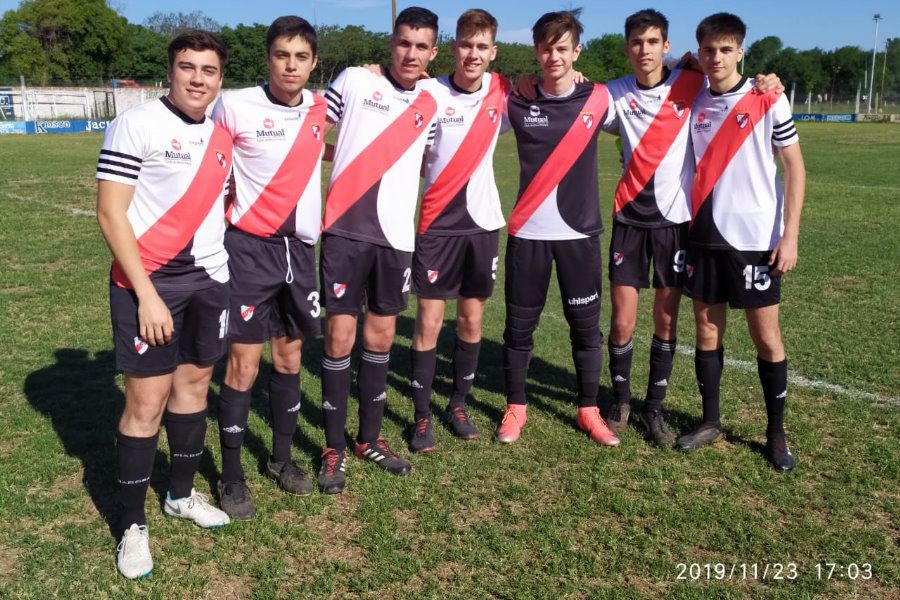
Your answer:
(171, 138), (182, 151)
(426, 269), (439, 283)
(222, 425), (245, 433)
(567, 291), (599, 306)
(736, 112), (751, 129)
(624, 97), (648, 118)
(439, 111), (465, 127)
(373, 91), (383, 102)
(240, 305), (255, 321)
(581, 112), (594, 129)
(164, 147), (193, 163)
(693, 111), (712, 133)
(524, 104), (549, 127)
(133, 336), (149, 355)
(263, 117), (275, 129)
(256, 127), (287, 140)
(613, 251), (625, 266)
(445, 106), (456, 116)
(363, 92), (390, 114)
(332, 283), (347, 298)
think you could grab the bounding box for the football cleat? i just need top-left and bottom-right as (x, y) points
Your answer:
(676, 424), (724, 450)
(217, 479), (256, 520)
(639, 410), (676, 447)
(354, 437), (412, 476)
(409, 417), (435, 453)
(116, 523), (152, 579)
(317, 448), (348, 494)
(496, 404), (527, 444)
(576, 406), (620, 446)
(266, 458), (314, 496)
(164, 488), (230, 528)
(443, 405), (479, 440)
(605, 402), (631, 434)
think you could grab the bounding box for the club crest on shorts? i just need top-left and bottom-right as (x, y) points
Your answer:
(672, 100), (686, 119)
(427, 269), (439, 283)
(216, 152), (227, 169)
(311, 124), (321, 140)
(240, 305), (255, 321)
(414, 112), (423, 129)
(613, 251), (625, 266)
(686, 264), (695, 278)
(736, 112), (750, 129)
(263, 117), (275, 129)
(133, 336), (149, 355)
(487, 107), (498, 123)
(333, 283), (347, 298)
(581, 112), (593, 129)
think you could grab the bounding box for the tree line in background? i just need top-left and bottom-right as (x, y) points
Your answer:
(0, 0), (897, 104)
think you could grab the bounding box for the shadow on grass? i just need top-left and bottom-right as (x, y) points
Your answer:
(24, 348), (225, 540)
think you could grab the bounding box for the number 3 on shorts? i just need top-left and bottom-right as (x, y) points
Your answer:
(743, 265), (771, 291)
(307, 291), (320, 317)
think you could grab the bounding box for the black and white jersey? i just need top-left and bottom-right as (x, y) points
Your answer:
(689, 78), (799, 251)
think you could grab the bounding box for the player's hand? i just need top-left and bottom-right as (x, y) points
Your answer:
(137, 291), (174, 346)
(678, 51), (701, 72)
(572, 69), (589, 84)
(360, 63), (384, 76)
(512, 74), (539, 99)
(753, 73), (784, 95)
(769, 235), (798, 277)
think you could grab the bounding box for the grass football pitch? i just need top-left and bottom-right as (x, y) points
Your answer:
(0, 123), (897, 599)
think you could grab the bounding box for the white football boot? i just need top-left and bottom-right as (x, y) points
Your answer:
(164, 488), (231, 528)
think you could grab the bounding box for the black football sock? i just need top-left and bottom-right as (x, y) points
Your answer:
(218, 384), (251, 483)
(322, 353), (351, 452)
(410, 348), (437, 421)
(117, 431), (158, 531)
(269, 370), (301, 463)
(449, 338), (481, 408)
(694, 347), (724, 427)
(165, 409), (207, 500)
(503, 347), (531, 405)
(758, 356), (788, 438)
(357, 348), (390, 444)
(608, 338), (634, 405)
(645, 336), (677, 412)
(573, 347), (602, 408)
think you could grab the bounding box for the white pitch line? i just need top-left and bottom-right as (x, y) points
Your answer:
(2, 191), (95, 217)
(539, 309), (898, 406)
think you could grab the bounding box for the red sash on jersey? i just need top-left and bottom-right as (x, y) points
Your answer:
(691, 89), (780, 221)
(322, 91), (438, 231)
(229, 95), (326, 237)
(507, 84), (609, 236)
(417, 74), (509, 234)
(614, 69), (704, 213)
(112, 126), (233, 288)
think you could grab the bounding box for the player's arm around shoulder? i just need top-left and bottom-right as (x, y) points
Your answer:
(771, 141), (806, 277)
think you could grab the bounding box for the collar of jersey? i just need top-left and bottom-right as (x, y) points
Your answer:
(262, 84), (305, 108)
(384, 67), (416, 92)
(636, 67), (672, 91)
(448, 72), (484, 95)
(160, 95), (205, 125)
(710, 76), (748, 97)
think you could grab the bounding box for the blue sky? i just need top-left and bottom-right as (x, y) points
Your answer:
(2, 1), (895, 52)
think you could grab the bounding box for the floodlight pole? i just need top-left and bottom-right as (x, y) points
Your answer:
(878, 39), (888, 113)
(867, 14), (882, 113)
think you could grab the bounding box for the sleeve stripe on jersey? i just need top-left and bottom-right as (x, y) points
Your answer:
(773, 128), (798, 141)
(98, 157), (141, 172)
(325, 88), (343, 111)
(773, 117), (795, 132)
(96, 166), (139, 180)
(100, 149), (143, 164)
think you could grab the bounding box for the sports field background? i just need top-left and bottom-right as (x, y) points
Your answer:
(0, 123), (897, 599)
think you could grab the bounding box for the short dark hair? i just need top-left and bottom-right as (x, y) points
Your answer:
(624, 9), (669, 41)
(456, 9), (498, 42)
(393, 6), (439, 44)
(532, 9), (583, 47)
(167, 29), (228, 71)
(695, 12), (746, 46)
(266, 16), (318, 56)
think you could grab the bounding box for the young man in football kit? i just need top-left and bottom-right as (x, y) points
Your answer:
(317, 7), (439, 492)
(211, 16), (325, 519)
(678, 13), (805, 471)
(602, 10), (782, 446)
(406, 9), (510, 453)
(96, 30), (232, 579)
(497, 9), (620, 447)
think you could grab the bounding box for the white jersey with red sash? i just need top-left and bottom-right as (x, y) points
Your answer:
(507, 82), (613, 240)
(417, 72), (509, 235)
(97, 97), (233, 290)
(212, 85), (326, 244)
(323, 67), (437, 251)
(689, 78), (798, 251)
(607, 67), (705, 228)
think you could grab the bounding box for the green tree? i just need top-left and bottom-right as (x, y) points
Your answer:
(218, 23), (267, 86)
(491, 42), (537, 79)
(316, 25), (390, 87)
(579, 34), (630, 82)
(745, 35), (783, 75)
(143, 11), (222, 37)
(0, 0), (129, 84)
(112, 24), (168, 82)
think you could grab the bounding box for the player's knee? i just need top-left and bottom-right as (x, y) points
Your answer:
(271, 352), (301, 375)
(610, 314), (636, 343)
(417, 313), (443, 341)
(456, 311), (482, 339)
(226, 357), (259, 391)
(123, 398), (165, 429)
(752, 328), (784, 361)
(503, 304), (542, 350)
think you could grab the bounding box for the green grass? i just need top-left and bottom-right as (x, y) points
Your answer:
(0, 123), (898, 599)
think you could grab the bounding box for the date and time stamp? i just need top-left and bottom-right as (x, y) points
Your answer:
(674, 562), (875, 581)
